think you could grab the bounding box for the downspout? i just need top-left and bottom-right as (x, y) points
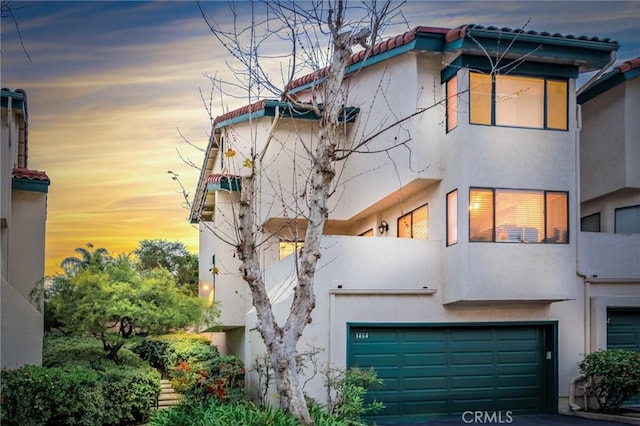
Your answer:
(257, 107), (281, 268)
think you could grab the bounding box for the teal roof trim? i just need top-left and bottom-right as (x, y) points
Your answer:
(12, 178), (49, 193)
(446, 30), (619, 71)
(213, 100), (359, 131)
(441, 55), (578, 83)
(0, 90), (26, 116)
(578, 66), (640, 104)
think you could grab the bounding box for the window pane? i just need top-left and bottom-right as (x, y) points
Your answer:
(495, 75), (544, 128)
(470, 188), (494, 241)
(547, 80), (568, 130)
(447, 75), (458, 132)
(546, 192), (568, 243)
(495, 189), (544, 243)
(470, 72), (492, 125)
(398, 213), (412, 238)
(447, 190), (458, 246)
(615, 205), (640, 234)
(412, 205), (429, 239)
(581, 213), (601, 232)
(279, 241), (304, 260)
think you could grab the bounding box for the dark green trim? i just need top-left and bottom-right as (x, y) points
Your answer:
(442, 55), (578, 82)
(578, 67), (640, 104)
(214, 100), (359, 130)
(12, 179), (50, 193)
(446, 27), (618, 70)
(1, 90), (26, 116)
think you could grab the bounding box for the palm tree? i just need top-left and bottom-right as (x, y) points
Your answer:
(61, 243), (110, 276)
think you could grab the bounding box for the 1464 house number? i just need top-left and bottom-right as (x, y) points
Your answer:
(355, 332), (369, 339)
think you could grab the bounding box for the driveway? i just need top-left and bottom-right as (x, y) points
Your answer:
(374, 413), (630, 425)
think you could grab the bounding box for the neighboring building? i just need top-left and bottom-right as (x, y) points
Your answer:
(190, 25), (639, 422)
(576, 58), (640, 396)
(1, 89), (50, 368)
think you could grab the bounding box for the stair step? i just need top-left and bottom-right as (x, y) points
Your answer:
(159, 393), (181, 400)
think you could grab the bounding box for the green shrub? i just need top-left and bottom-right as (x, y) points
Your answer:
(44, 335), (145, 369)
(133, 333), (245, 405)
(1, 365), (105, 426)
(324, 367), (384, 423)
(132, 333), (217, 373)
(2, 336), (161, 425)
(579, 349), (640, 412)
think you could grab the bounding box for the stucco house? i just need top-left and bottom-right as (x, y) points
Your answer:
(190, 25), (639, 422)
(1, 88), (50, 368)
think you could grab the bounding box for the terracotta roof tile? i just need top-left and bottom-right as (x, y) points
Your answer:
(12, 167), (50, 183)
(212, 99), (267, 128)
(617, 57), (640, 73)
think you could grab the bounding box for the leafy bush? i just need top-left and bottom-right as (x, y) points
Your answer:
(2, 336), (161, 425)
(132, 333), (217, 373)
(579, 349), (640, 412)
(324, 367), (384, 423)
(1, 365), (105, 426)
(44, 335), (145, 369)
(133, 333), (245, 404)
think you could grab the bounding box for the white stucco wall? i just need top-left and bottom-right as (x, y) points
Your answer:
(580, 77), (640, 202)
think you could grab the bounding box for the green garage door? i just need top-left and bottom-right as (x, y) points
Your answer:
(607, 308), (640, 406)
(348, 324), (555, 423)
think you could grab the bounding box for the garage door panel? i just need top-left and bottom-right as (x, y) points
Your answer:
(350, 325), (549, 421)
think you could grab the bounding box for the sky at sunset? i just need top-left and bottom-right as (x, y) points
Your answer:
(1, 1), (638, 276)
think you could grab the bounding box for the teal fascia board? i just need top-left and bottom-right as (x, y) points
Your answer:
(578, 67), (640, 104)
(446, 32), (618, 70)
(206, 177), (241, 192)
(214, 100), (359, 131)
(441, 54), (578, 83)
(0, 90), (26, 116)
(12, 178), (49, 193)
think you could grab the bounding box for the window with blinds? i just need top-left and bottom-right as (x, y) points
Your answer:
(469, 71), (568, 130)
(469, 188), (568, 243)
(398, 204), (428, 239)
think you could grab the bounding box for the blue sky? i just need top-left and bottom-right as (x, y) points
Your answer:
(1, 1), (638, 274)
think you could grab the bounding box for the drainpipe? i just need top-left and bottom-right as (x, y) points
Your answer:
(569, 374), (585, 411)
(257, 107), (280, 268)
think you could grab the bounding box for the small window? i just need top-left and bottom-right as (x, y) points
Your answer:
(469, 188), (568, 243)
(447, 190), (458, 246)
(469, 71), (568, 130)
(279, 241), (304, 260)
(446, 75), (458, 132)
(615, 205), (640, 234)
(581, 213), (601, 232)
(398, 204), (428, 239)
(359, 229), (374, 237)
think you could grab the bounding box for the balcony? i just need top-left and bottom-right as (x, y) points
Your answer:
(262, 235), (443, 311)
(578, 232), (640, 279)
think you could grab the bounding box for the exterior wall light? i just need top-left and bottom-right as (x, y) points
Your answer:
(378, 220), (389, 235)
